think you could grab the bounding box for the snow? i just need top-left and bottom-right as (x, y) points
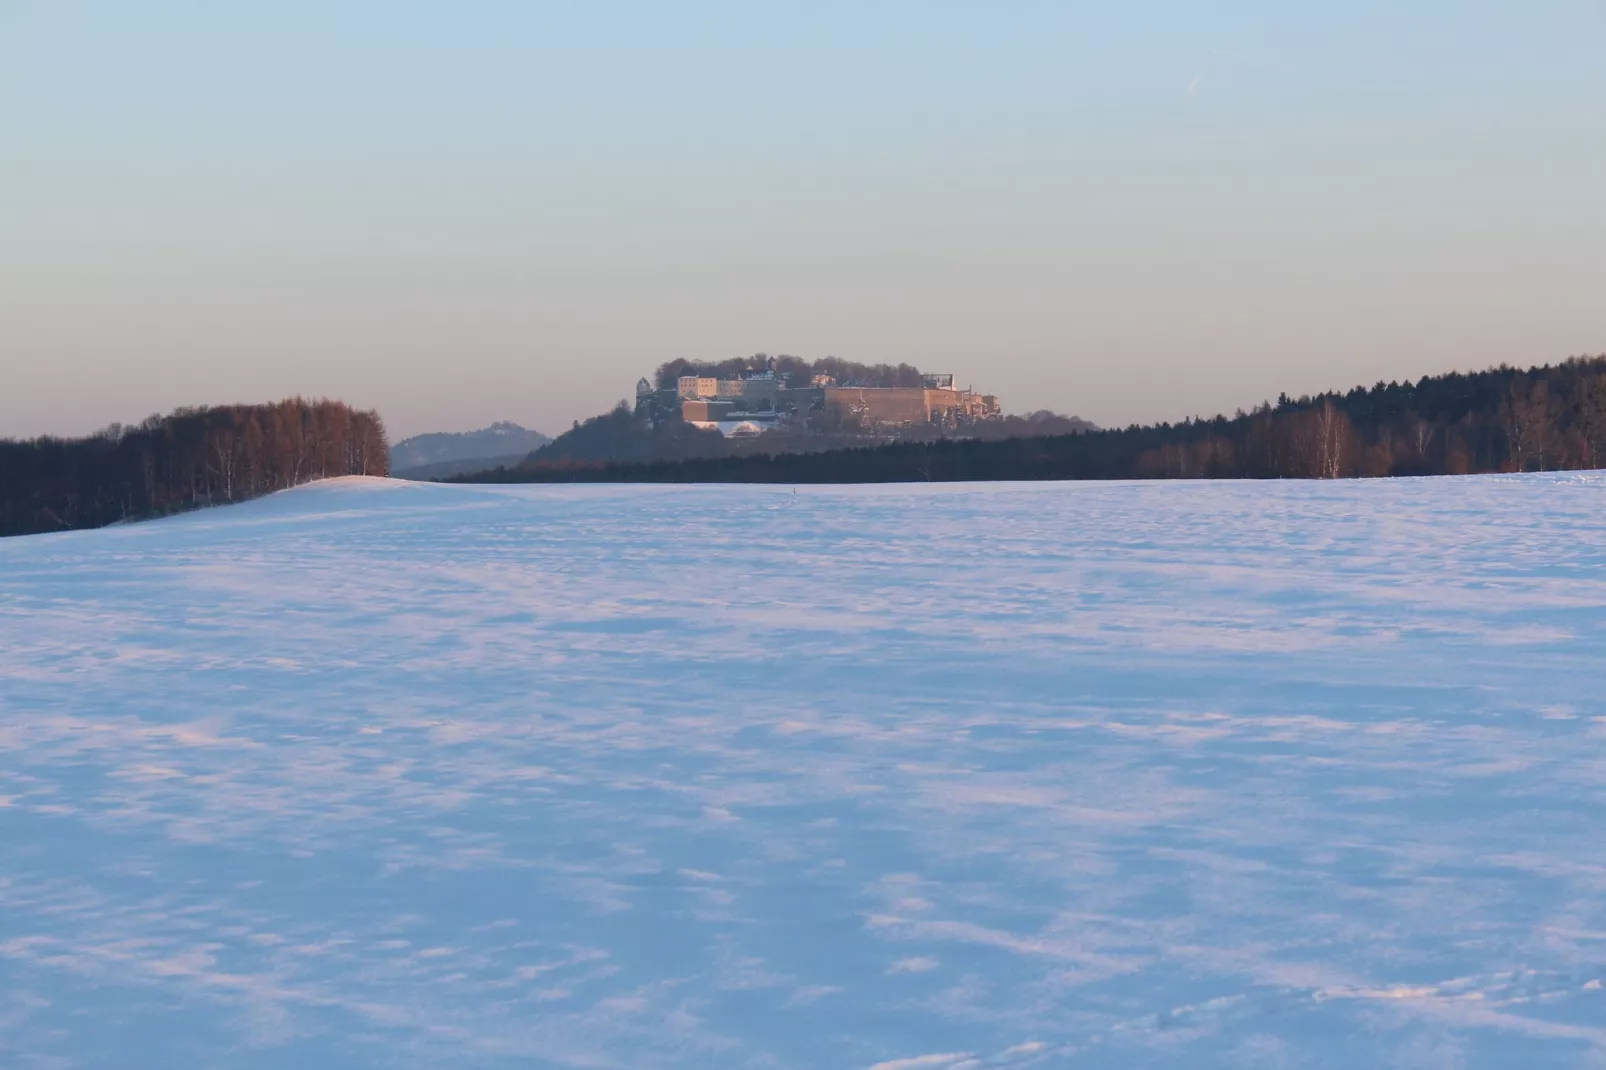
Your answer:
(2, 473), (1605, 1068)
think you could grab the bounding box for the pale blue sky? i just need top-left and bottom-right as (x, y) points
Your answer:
(3, 2), (1603, 439)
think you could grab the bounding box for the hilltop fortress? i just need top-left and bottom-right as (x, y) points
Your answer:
(635, 358), (1000, 438)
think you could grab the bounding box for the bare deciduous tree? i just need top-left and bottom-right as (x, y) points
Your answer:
(1571, 373), (1606, 470)
(1501, 378), (1554, 471)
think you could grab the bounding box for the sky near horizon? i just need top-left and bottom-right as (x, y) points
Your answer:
(2, 2), (1603, 441)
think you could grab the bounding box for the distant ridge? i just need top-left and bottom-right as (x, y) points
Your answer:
(390, 422), (550, 478)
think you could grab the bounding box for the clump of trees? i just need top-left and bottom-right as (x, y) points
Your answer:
(1, 398), (388, 537)
(465, 356), (1606, 486)
(654, 353), (927, 390)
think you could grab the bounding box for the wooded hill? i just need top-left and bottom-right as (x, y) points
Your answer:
(462, 357), (1606, 485)
(1, 398), (388, 537)
(517, 402), (1098, 469)
(521, 349), (1093, 468)
(390, 421), (550, 477)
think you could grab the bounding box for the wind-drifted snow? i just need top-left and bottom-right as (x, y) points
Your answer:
(2, 475), (1605, 1068)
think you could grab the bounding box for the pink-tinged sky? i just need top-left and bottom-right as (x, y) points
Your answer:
(2, 1), (1603, 440)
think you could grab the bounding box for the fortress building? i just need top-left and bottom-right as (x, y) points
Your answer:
(823, 384), (998, 428)
(637, 364), (1000, 437)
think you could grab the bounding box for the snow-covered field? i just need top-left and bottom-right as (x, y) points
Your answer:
(3, 475), (1605, 1068)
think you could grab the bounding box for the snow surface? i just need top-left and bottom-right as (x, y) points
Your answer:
(3, 474), (1606, 1068)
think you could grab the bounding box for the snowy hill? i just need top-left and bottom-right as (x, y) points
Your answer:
(2, 474), (1605, 1067)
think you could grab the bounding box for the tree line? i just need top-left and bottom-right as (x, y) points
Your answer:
(462, 357), (1606, 486)
(654, 353), (928, 390)
(1, 398), (389, 537)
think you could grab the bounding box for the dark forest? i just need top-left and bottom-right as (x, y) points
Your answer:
(1, 398), (388, 537)
(466, 357), (1606, 486)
